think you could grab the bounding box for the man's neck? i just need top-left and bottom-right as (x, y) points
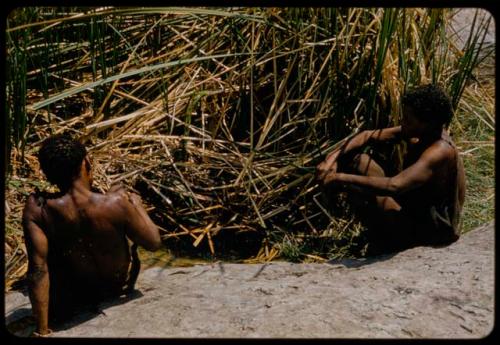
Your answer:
(59, 178), (92, 196)
(417, 128), (444, 147)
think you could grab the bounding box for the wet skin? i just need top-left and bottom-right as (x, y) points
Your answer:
(316, 106), (466, 248)
(22, 157), (161, 335)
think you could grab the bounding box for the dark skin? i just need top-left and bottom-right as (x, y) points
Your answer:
(316, 106), (465, 246)
(22, 156), (161, 336)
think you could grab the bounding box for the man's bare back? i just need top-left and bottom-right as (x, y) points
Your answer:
(34, 188), (141, 289)
(23, 135), (161, 336)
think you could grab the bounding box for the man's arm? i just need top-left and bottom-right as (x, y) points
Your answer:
(114, 188), (162, 251)
(22, 195), (51, 336)
(317, 126), (402, 181)
(340, 126), (403, 153)
(323, 143), (446, 196)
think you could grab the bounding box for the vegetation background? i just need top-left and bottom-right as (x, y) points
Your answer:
(4, 7), (495, 290)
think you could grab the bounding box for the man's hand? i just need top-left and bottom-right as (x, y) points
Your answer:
(110, 186), (146, 209)
(316, 150), (340, 183)
(128, 192), (143, 205)
(322, 170), (339, 186)
(109, 183), (125, 193)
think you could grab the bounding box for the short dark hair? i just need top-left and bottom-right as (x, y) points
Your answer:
(38, 134), (87, 188)
(402, 84), (454, 127)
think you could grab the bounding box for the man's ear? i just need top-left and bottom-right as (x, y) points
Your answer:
(84, 156), (94, 186)
(83, 156), (92, 172)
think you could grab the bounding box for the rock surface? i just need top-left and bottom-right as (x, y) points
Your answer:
(5, 221), (494, 338)
(449, 8), (495, 49)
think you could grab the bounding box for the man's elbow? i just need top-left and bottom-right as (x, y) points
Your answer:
(151, 238), (162, 251)
(144, 234), (162, 251)
(28, 265), (48, 286)
(387, 178), (404, 195)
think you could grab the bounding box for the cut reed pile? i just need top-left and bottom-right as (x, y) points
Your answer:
(5, 8), (494, 287)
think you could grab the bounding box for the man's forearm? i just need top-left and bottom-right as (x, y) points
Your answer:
(337, 131), (370, 156)
(326, 172), (397, 196)
(318, 131), (371, 182)
(129, 194), (157, 229)
(28, 267), (50, 334)
(336, 127), (402, 156)
(127, 193), (161, 250)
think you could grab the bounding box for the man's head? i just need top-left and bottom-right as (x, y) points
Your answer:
(401, 84), (454, 138)
(38, 134), (90, 189)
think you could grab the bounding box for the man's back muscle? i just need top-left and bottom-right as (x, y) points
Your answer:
(41, 190), (132, 290)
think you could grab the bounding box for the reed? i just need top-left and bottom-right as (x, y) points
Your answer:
(5, 7), (494, 278)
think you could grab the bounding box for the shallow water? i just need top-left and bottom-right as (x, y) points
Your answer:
(137, 246), (213, 269)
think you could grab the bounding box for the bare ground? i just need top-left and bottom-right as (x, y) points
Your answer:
(5, 221), (494, 339)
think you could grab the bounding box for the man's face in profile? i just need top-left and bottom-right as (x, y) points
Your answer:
(401, 106), (425, 139)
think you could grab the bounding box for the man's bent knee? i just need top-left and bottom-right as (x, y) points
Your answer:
(347, 153), (386, 177)
(375, 196), (401, 212)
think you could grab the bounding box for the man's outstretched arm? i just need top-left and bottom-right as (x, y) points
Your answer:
(323, 144), (446, 196)
(22, 195), (51, 336)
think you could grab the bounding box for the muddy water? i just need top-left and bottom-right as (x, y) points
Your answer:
(137, 246), (213, 269)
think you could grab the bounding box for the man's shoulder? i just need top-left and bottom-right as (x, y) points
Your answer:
(23, 191), (47, 223)
(421, 139), (457, 165)
(96, 186), (131, 211)
(432, 138), (457, 156)
(24, 189), (52, 210)
(104, 185), (129, 199)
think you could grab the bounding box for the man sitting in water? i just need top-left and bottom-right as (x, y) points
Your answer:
(22, 134), (162, 337)
(316, 84), (465, 254)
